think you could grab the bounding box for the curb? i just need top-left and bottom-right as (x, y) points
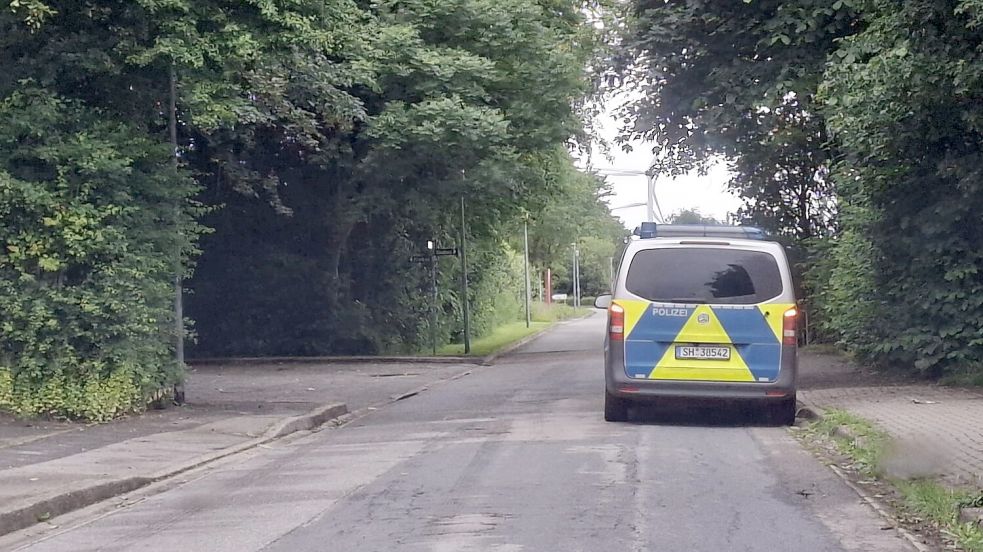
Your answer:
(795, 404), (822, 422)
(795, 402), (931, 552)
(190, 356), (479, 366)
(0, 402), (348, 538)
(827, 464), (932, 552)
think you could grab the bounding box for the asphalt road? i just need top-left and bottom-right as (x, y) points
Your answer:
(7, 314), (913, 552)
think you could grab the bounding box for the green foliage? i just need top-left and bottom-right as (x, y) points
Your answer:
(436, 321), (548, 357)
(524, 153), (627, 298)
(667, 209), (720, 225)
(0, 90), (199, 420)
(531, 302), (589, 323)
(896, 481), (983, 552)
(818, 0), (983, 375)
(617, 0), (850, 240)
(467, 244), (525, 337)
(0, 0), (613, 419)
(182, 0), (613, 358)
(805, 408), (889, 476)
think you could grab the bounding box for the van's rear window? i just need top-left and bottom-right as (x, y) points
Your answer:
(625, 248), (783, 304)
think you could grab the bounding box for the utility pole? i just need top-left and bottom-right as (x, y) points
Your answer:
(523, 218), (531, 328)
(460, 196), (471, 354)
(169, 65), (185, 405)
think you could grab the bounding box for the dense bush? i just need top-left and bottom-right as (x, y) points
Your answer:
(817, 0), (983, 375)
(0, 91), (199, 420)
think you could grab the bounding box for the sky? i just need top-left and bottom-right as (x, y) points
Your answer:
(579, 102), (743, 230)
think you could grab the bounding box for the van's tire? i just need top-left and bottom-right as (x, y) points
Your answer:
(604, 391), (629, 422)
(768, 396), (797, 426)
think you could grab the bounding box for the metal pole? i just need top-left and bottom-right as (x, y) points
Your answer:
(460, 197), (471, 354)
(169, 65), (185, 404)
(576, 248), (581, 307)
(523, 219), (531, 328)
(431, 254), (438, 356)
(573, 245), (581, 308)
(571, 246), (577, 307)
(646, 172), (656, 223)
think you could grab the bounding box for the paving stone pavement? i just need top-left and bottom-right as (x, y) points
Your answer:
(801, 375), (983, 488)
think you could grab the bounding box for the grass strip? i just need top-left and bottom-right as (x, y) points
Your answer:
(804, 409), (983, 551)
(895, 480), (983, 552)
(434, 303), (591, 357)
(436, 321), (550, 356)
(805, 408), (889, 476)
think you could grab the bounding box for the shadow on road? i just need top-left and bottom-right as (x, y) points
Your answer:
(624, 402), (781, 428)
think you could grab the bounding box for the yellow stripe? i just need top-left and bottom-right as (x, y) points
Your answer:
(617, 299), (650, 338)
(758, 303), (794, 343)
(649, 304), (754, 382)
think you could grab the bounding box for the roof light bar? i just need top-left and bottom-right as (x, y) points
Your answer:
(631, 223), (768, 240)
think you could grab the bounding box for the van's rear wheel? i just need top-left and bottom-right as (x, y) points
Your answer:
(768, 396), (797, 426)
(604, 391), (629, 422)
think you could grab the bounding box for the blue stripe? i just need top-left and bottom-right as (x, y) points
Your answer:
(713, 307), (780, 381)
(712, 307), (777, 345)
(625, 307), (692, 378)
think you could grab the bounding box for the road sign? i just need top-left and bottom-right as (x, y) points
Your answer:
(434, 248), (458, 257)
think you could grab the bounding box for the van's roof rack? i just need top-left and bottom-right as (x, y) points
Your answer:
(632, 222), (767, 240)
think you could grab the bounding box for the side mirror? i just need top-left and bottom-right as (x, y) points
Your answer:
(594, 294), (612, 309)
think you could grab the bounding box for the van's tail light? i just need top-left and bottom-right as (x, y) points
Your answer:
(783, 307), (798, 346)
(609, 304), (625, 341)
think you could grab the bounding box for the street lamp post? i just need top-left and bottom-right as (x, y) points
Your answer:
(571, 243), (581, 308)
(427, 239), (437, 356)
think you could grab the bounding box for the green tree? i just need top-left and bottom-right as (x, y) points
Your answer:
(186, 0), (605, 356)
(615, 0), (854, 238)
(0, 90), (200, 420)
(667, 209), (721, 225)
(819, 0), (983, 375)
(0, 0), (612, 419)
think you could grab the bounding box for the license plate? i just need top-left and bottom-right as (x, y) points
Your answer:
(675, 345), (731, 360)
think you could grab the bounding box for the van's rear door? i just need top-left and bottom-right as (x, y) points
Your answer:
(620, 246), (791, 382)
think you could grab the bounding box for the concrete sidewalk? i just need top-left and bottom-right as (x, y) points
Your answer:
(798, 349), (983, 488)
(0, 359), (474, 536)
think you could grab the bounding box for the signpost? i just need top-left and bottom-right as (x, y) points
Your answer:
(410, 241), (461, 355)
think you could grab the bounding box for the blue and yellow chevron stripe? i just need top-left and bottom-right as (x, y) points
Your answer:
(617, 300), (791, 383)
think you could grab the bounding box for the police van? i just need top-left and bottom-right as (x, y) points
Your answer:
(595, 222), (798, 424)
